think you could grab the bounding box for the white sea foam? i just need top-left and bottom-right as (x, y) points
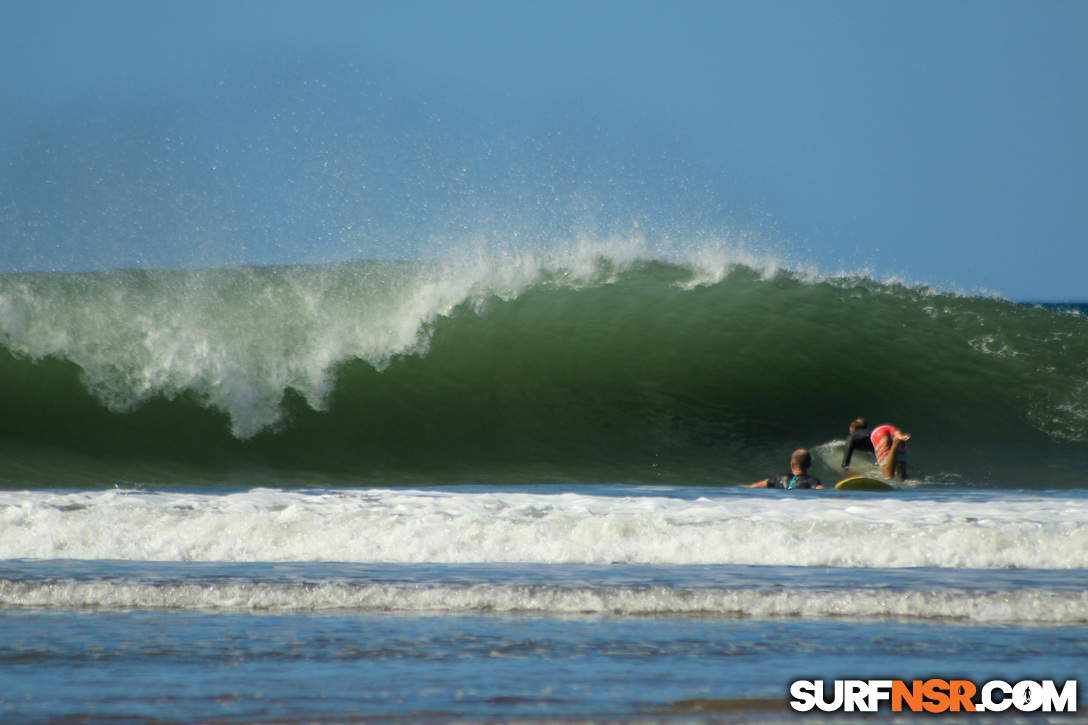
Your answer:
(0, 261), (504, 437)
(3, 488), (1086, 569)
(1, 578), (1084, 623)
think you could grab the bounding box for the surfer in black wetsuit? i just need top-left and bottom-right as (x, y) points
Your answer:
(748, 449), (823, 489)
(840, 417), (874, 468)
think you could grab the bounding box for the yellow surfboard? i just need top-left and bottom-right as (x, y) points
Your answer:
(835, 476), (895, 491)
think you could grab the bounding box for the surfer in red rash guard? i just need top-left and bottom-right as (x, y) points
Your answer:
(870, 424), (910, 480)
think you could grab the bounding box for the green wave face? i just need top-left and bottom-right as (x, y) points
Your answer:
(1, 254), (1086, 488)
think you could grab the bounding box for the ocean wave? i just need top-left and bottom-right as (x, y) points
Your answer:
(1, 249), (1087, 487)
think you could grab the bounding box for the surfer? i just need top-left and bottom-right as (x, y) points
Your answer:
(748, 449), (824, 489)
(840, 417), (874, 468)
(871, 424), (910, 480)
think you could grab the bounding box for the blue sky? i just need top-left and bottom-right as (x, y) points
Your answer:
(2, 0), (1086, 300)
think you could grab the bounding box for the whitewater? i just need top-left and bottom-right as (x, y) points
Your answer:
(4, 486), (1088, 570)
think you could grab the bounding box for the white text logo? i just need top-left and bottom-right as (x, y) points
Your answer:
(790, 679), (1077, 713)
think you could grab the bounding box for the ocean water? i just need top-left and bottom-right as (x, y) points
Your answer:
(2, 252), (1087, 723)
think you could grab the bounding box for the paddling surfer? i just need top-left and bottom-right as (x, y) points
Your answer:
(748, 449), (824, 489)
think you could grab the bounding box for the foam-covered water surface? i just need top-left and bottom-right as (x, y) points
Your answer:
(3, 486), (1088, 570)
